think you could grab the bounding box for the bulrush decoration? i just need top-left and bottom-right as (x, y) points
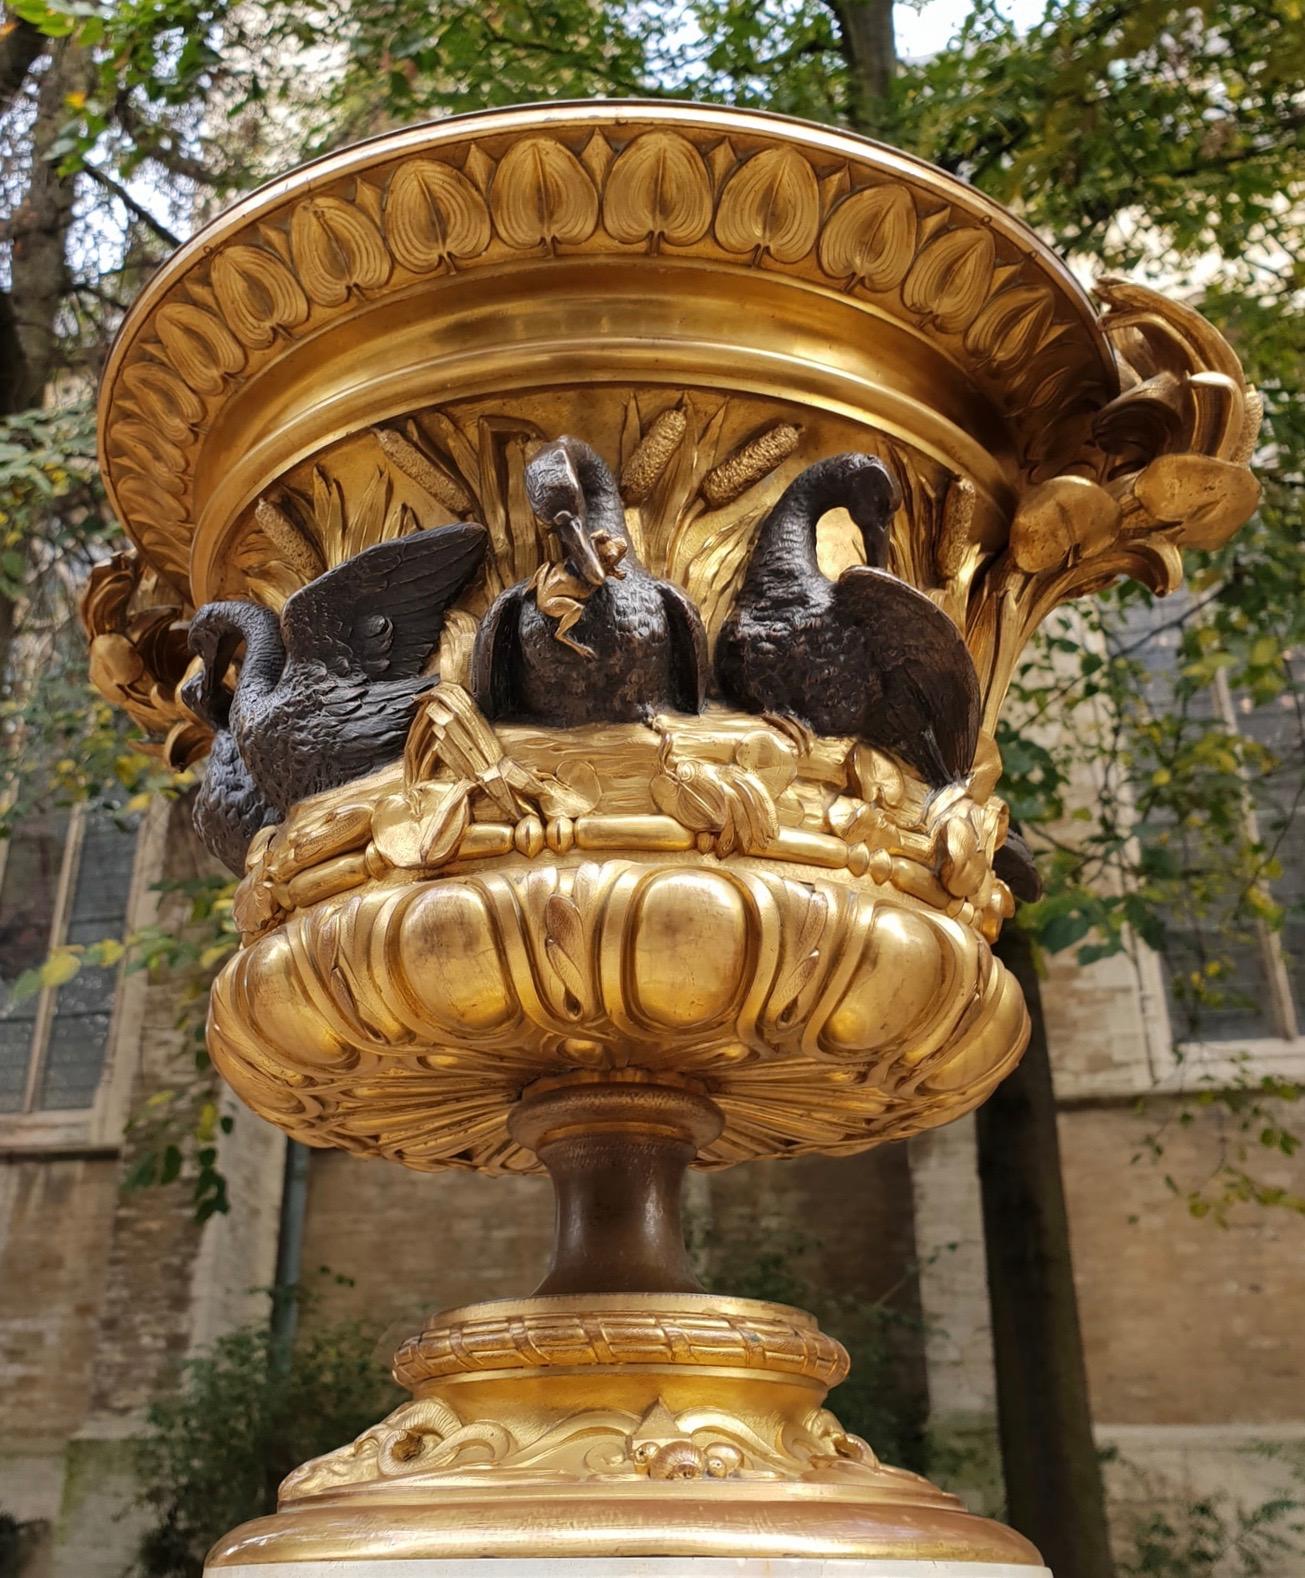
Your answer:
(89, 104), (1260, 1573)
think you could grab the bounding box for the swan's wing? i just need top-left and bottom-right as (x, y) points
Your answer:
(281, 523), (488, 679)
(836, 566), (980, 784)
(659, 581), (708, 714)
(470, 584), (525, 720)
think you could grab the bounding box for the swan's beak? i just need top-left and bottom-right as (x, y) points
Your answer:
(178, 664), (206, 723)
(849, 463), (900, 570)
(554, 511), (607, 588)
(189, 626), (241, 726)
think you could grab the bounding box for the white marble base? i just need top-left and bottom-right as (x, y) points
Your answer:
(214, 1562), (1051, 1577)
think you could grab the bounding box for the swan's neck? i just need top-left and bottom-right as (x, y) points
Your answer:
(210, 602), (286, 699)
(743, 478), (830, 599)
(568, 439), (630, 545)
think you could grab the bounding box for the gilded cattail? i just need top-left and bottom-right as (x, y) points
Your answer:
(700, 423), (800, 509)
(254, 496), (325, 585)
(620, 407), (687, 503)
(374, 425), (475, 516)
(934, 475), (975, 580)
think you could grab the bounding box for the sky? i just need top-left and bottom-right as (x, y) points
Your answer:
(895, 0), (1047, 57)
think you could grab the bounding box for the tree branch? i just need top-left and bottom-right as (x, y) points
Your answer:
(826, 0), (896, 136)
(476, 21), (665, 98)
(111, 93), (230, 187)
(82, 161), (183, 248)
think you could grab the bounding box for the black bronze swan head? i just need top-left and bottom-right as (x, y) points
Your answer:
(525, 437), (628, 595)
(472, 437), (706, 728)
(714, 452), (981, 788)
(187, 521), (487, 814)
(179, 646), (281, 875)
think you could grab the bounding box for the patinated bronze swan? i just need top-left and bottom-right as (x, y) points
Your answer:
(179, 659), (281, 875)
(187, 522), (488, 812)
(714, 452), (981, 787)
(472, 437), (707, 727)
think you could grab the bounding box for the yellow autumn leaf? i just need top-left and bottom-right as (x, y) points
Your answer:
(40, 950), (82, 988)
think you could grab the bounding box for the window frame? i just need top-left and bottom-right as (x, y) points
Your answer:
(1143, 668), (1305, 1086)
(0, 795), (166, 1151)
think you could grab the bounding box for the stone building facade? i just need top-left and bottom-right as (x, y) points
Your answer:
(2, 792), (1303, 1575)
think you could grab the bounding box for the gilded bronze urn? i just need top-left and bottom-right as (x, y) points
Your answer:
(88, 101), (1259, 1575)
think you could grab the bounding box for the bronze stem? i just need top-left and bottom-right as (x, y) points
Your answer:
(508, 1079), (723, 1296)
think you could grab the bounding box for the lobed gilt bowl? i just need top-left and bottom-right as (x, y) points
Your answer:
(209, 705), (1027, 1174)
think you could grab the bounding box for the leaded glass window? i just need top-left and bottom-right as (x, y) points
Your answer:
(0, 807), (138, 1114)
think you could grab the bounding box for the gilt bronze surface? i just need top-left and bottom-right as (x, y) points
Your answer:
(88, 101), (1259, 1571)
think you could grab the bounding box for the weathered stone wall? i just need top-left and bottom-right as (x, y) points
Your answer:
(0, 805), (284, 1578)
(912, 944), (1305, 1563)
(1063, 1097), (1305, 1428)
(0, 1154), (117, 1571)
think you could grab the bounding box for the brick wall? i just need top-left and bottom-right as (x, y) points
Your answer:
(1062, 1098), (1305, 1427)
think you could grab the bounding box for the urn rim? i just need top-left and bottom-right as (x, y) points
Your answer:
(96, 98), (1120, 607)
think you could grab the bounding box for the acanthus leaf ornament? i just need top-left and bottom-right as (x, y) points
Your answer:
(714, 144), (821, 264)
(80, 551), (207, 767)
(490, 136), (599, 251)
(964, 281), (1058, 374)
(901, 222), (997, 334)
(211, 242), (311, 348)
(290, 193), (392, 304)
(817, 182), (918, 292)
(153, 300), (246, 394)
(1133, 453), (1261, 549)
(117, 360), (204, 443)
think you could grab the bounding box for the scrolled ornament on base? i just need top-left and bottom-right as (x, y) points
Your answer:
(88, 101), (1261, 1573)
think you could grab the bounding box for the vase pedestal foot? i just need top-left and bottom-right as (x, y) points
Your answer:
(206, 1083), (1044, 1573)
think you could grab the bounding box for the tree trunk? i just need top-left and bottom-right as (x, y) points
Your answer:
(0, 33), (85, 697)
(0, 9), (45, 116)
(8, 37), (87, 399)
(829, 0), (897, 136)
(976, 929), (1117, 1578)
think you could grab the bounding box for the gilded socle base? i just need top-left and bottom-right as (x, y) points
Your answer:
(207, 1090), (1043, 1573)
(207, 1294), (1042, 1571)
